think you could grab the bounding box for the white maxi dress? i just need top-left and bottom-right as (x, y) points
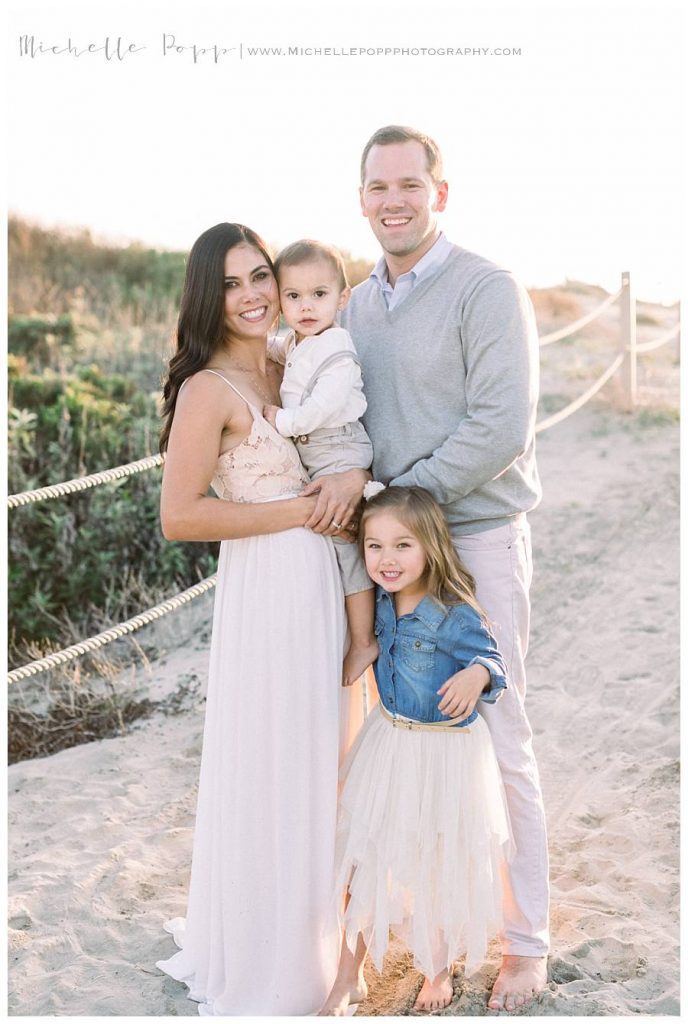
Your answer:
(157, 372), (360, 1015)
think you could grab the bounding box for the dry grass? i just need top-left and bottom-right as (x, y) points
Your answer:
(8, 658), (200, 764)
(529, 287), (584, 326)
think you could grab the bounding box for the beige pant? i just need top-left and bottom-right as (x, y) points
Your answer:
(296, 421), (374, 597)
(454, 516), (550, 957)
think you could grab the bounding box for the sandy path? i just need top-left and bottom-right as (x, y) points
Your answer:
(8, 403), (679, 1017)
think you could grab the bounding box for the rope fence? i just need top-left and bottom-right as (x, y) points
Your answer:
(538, 288), (622, 346)
(7, 575), (217, 686)
(535, 353), (625, 434)
(7, 453), (164, 509)
(634, 322), (680, 354)
(7, 272), (680, 684)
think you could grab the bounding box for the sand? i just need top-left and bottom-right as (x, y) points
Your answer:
(8, 293), (680, 1017)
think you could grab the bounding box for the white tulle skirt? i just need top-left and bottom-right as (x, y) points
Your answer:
(334, 705), (513, 981)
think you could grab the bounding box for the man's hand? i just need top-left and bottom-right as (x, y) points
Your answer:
(263, 404), (280, 429)
(301, 468), (369, 534)
(437, 663), (490, 720)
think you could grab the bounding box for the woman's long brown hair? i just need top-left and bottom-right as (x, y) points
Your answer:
(159, 223), (274, 452)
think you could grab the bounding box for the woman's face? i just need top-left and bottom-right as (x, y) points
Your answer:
(223, 243), (279, 342)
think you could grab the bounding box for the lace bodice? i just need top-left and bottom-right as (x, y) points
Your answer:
(197, 371), (309, 504)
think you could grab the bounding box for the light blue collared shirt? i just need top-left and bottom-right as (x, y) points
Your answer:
(369, 231), (454, 311)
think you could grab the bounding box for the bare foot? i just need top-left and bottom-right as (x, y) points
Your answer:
(318, 978), (368, 1016)
(413, 970), (453, 1011)
(342, 638), (378, 687)
(487, 954), (548, 1012)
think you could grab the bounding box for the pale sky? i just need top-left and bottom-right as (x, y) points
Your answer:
(7, 0), (684, 302)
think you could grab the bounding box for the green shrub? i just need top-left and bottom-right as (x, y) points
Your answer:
(8, 315), (76, 371)
(8, 370), (217, 666)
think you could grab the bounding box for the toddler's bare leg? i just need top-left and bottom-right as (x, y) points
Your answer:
(342, 588), (378, 687)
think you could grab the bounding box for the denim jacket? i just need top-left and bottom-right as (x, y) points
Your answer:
(373, 587), (508, 729)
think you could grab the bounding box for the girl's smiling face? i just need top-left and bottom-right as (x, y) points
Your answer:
(223, 244), (279, 341)
(363, 511), (429, 603)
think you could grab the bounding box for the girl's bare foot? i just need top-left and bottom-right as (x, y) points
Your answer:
(413, 970), (453, 1011)
(342, 638), (378, 687)
(318, 977), (368, 1016)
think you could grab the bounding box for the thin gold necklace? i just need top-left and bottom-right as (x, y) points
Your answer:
(210, 360), (279, 405)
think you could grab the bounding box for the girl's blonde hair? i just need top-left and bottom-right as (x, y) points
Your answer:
(360, 486), (485, 618)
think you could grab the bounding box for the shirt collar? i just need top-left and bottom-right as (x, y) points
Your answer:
(369, 232), (452, 290)
(283, 329), (298, 355)
(376, 588), (448, 632)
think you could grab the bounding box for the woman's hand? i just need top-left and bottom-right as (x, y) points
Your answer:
(161, 374), (317, 541)
(293, 494), (319, 525)
(301, 468), (369, 535)
(436, 663), (490, 721)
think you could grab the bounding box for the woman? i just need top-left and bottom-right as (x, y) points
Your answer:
(155, 223), (364, 1015)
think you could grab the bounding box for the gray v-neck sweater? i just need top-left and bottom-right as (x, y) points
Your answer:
(340, 245), (541, 535)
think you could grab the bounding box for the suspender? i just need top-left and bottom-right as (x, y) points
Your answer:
(300, 350), (361, 404)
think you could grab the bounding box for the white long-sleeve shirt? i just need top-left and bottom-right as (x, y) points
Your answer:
(269, 326), (367, 438)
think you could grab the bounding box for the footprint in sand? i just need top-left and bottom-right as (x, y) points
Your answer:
(9, 910), (32, 931)
(567, 937), (642, 983)
(548, 957), (585, 984)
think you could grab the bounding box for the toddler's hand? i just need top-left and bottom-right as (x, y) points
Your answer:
(437, 663), (490, 721)
(263, 404), (280, 429)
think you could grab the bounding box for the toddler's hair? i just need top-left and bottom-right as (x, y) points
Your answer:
(274, 239), (348, 292)
(360, 486), (485, 617)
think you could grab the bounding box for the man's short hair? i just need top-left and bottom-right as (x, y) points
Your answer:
(274, 239), (349, 291)
(360, 125), (444, 185)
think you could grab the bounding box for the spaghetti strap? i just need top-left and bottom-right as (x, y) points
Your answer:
(201, 368), (256, 408)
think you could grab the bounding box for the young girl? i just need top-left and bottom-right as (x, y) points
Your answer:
(320, 486), (513, 1015)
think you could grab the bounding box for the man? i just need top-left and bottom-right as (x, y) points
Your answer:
(304, 125), (549, 1013)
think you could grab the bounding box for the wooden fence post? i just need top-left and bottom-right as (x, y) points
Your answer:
(619, 271), (636, 409)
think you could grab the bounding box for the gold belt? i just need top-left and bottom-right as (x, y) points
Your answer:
(378, 701), (471, 734)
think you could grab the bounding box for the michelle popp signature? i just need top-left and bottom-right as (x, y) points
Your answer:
(18, 34), (240, 63)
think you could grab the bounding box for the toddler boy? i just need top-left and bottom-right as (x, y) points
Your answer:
(264, 240), (377, 686)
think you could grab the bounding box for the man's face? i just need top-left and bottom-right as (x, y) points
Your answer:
(359, 140), (448, 260)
